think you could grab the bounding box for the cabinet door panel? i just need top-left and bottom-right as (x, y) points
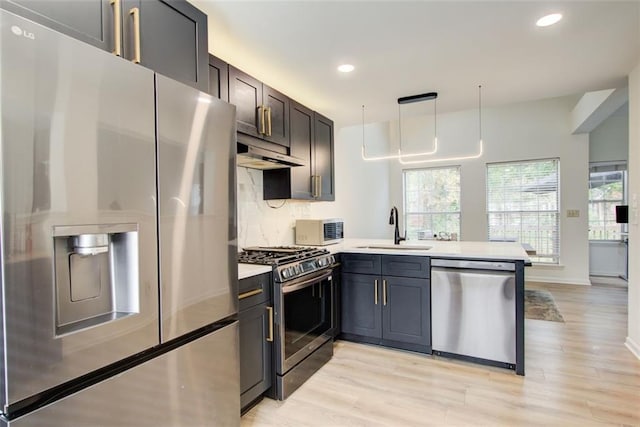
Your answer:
(229, 66), (263, 138)
(127, 0), (208, 92)
(313, 113), (334, 201)
(382, 255), (430, 279)
(3, 0), (113, 51)
(209, 54), (229, 101)
(239, 303), (272, 408)
(382, 276), (430, 346)
(289, 100), (314, 199)
(341, 254), (381, 275)
(341, 273), (381, 339)
(263, 85), (289, 147)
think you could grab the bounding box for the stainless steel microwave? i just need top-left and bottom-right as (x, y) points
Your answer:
(295, 219), (343, 246)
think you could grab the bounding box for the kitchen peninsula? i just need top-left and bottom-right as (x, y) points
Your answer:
(238, 239), (530, 382)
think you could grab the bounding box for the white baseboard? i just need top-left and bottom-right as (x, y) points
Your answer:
(625, 337), (640, 360)
(589, 271), (625, 277)
(526, 275), (591, 286)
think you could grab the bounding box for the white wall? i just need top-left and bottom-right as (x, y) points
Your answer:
(310, 122), (391, 239)
(387, 96), (591, 285)
(236, 167), (312, 247)
(627, 61), (640, 359)
(589, 111), (629, 163)
(236, 121), (392, 246)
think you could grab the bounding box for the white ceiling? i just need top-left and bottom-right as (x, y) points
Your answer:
(193, 1), (640, 126)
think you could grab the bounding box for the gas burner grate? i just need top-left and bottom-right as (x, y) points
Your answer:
(238, 246), (330, 266)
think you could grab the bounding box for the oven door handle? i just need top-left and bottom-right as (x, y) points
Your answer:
(282, 270), (333, 294)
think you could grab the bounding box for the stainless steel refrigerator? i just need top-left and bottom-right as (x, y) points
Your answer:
(0, 9), (239, 426)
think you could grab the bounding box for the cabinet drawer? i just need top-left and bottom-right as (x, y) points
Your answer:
(341, 254), (381, 275)
(382, 255), (430, 279)
(239, 272), (271, 310)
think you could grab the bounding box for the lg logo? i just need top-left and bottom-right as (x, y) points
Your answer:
(10, 25), (35, 40)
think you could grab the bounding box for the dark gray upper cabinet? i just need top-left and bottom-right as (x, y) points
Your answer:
(229, 65), (290, 147)
(263, 103), (335, 201)
(1, 0), (114, 51)
(289, 101), (314, 199)
(123, 0), (208, 92)
(208, 54), (229, 101)
(313, 112), (335, 201)
(2, 0), (209, 92)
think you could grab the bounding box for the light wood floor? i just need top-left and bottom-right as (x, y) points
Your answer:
(242, 282), (640, 426)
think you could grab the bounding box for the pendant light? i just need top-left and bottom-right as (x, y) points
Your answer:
(361, 92), (438, 161)
(398, 85), (484, 164)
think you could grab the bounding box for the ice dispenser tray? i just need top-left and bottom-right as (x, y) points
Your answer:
(53, 224), (140, 336)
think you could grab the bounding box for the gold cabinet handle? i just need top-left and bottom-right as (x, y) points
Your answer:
(130, 7), (141, 64)
(258, 105), (266, 135)
(110, 0), (122, 56)
(383, 279), (388, 306)
(266, 306), (274, 342)
(238, 288), (263, 300)
(374, 279), (378, 305)
(265, 107), (272, 136)
(312, 175), (320, 198)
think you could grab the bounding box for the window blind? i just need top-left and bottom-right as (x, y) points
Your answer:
(487, 159), (559, 263)
(403, 166), (461, 240)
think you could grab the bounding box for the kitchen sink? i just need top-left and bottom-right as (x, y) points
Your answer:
(355, 244), (432, 251)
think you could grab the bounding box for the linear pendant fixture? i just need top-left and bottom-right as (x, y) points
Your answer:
(361, 92), (438, 161)
(398, 85), (484, 164)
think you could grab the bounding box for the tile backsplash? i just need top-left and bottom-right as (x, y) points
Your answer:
(237, 167), (312, 248)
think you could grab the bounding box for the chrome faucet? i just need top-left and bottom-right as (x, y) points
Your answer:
(389, 206), (406, 245)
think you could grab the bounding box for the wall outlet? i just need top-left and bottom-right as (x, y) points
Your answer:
(567, 209), (580, 218)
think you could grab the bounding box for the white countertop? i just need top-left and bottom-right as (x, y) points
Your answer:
(329, 238), (531, 262)
(238, 263), (272, 280)
(237, 239), (530, 280)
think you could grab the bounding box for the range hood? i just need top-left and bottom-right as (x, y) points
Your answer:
(237, 142), (305, 170)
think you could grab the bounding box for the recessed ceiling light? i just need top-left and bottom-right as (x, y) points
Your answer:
(337, 64), (355, 73)
(536, 13), (562, 27)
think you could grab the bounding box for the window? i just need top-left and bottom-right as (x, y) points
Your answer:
(588, 162), (627, 240)
(487, 159), (559, 263)
(403, 166), (460, 240)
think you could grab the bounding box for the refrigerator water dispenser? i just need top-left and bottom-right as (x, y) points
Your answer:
(53, 224), (140, 336)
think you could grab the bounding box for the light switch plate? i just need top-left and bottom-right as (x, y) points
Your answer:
(567, 209), (580, 218)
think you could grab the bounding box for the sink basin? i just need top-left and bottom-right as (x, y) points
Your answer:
(355, 244), (432, 251)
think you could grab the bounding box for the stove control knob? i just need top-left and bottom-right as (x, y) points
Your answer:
(318, 257), (326, 267)
(281, 269), (289, 279)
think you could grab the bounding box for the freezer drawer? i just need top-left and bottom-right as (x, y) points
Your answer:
(431, 266), (516, 364)
(3, 322), (240, 427)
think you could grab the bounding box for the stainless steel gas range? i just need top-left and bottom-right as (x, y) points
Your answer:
(238, 246), (336, 400)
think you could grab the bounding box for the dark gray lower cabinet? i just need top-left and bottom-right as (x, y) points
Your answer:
(341, 273), (382, 339)
(239, 303), (272, 410)
(341, 254), (431, 353)
(239, 273), (273, 412)
(382, 276), (430, 347)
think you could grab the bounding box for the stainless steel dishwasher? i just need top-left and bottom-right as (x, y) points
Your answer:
(431, 259), (516, 367)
